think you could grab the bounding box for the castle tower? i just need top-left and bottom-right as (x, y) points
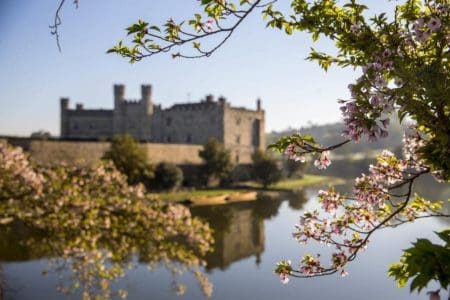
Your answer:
(114, 84), (125, 110)
(141, 84), (153, 115)
(113, 84), (125, 135)
(253, 98), (265, 150)
(60, 97), (69, 138)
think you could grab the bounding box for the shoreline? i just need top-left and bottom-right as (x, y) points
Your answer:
(153, 175), (345, 206)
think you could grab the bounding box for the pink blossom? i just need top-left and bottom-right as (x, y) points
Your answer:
(285, 144), (306, 162)
(412, 18), (425, 32)
(350, 22), (362, 33)
(206, 19), (214, 32)
(416, 31), (431, 43)
(371, 62), (383, 71)
(318, 189), (342, 214)
(374, 76), (387, 88)
(382, 49), (391, 58)
(370, 94), (381, 106)
(383, 61), (393, 70)
(428, 17), (441, 31)
(437, 4), (449, 14)
(314, 151), (331, 169)
(279, 273), (289, 284)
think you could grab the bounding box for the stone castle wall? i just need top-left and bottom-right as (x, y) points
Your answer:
(223, 106), (265, 163)
(3, 137), (203, 167)
(151, 101), (225, 144)
(63, 109), (113, 140)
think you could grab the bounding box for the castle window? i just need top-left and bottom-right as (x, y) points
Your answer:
(166, 117), (172, 126)
(72, 122), (79, 130)
(186, 134), (192, 143)
(184, 115), (193, 125)
(236, 118), (241, 125)
(236, 135), (241, 144)
(166, 136), (172, 143)
(235, 154), (240, 163)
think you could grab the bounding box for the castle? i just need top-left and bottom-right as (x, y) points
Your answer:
(60, 84), (265, 163)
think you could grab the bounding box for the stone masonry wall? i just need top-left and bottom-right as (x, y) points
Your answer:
(3, 137), (203, 167)
(223, 106), (265, 164)
(151, 102), (224, 144)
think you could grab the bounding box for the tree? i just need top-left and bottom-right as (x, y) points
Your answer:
(153, 162), (184, 191)
(30, 130), (51, 140)
(0, 142), (213, 298)
(54, 0), (450, 295)
(198, 138), (234, 187)
(283, 155), (309, 179)
(102, 135), (153, 187)
(251, 150), (282, 188)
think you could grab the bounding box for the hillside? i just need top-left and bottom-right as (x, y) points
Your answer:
(267, 117), (405, 157)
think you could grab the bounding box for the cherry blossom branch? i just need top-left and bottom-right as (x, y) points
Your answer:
(108, 0), (267, 61)
(276, 142), (447, 282)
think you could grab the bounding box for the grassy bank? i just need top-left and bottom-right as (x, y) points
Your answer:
(153, 174), (343, 203)
(153, 189), (250, 202)
(268, 175), (345, 190)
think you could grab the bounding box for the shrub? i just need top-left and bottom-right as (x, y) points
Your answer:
(198, 138), (234, 187)
(153, 162), (183, 191)
(102, 135), (153, 187)
(251, 150), (282, 188)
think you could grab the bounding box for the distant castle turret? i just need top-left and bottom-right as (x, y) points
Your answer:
(60, 84), (265, 163)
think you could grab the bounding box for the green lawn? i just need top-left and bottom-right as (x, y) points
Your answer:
(269, 175), (344, 190)
(153, 174), (343, 202)
(152, 189), (249, 202)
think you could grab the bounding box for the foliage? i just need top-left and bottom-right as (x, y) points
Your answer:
(0, 142), (213, 299)
(68, 0), (450, 295)
(102, 135), (154, 187)
(198, 138), (234, 187)
(153, 162), (184, 191)
(251, 150), (282, 188)
(30, 130), (52, 140)
(388, 230), (450, 293)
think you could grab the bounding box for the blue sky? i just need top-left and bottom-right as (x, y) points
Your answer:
(0, 0), (368, 136)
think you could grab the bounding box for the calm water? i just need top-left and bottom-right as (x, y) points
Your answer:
(1, 178), (449, 300)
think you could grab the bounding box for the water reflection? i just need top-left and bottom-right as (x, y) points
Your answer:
(0, 189), (307, 300)
(0, 182), (448, 300)
(191, 191), (307, 271)
(0, 218), (213, 299)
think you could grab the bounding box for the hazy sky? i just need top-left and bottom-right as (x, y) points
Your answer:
(0, 0), (373, 136)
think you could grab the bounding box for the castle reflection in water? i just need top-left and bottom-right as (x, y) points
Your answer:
(191, 191), (308, 270)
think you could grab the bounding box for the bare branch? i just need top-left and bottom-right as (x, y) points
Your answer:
(49, 0), (66, 52)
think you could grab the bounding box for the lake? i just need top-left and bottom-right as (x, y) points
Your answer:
(1, 176), (449, 300)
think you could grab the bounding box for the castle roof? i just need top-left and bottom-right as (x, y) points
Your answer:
(167, 101), (221, 111)
(67, 109), (113, 117)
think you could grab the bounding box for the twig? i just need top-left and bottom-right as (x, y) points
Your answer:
(49, 0), (66, 52)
